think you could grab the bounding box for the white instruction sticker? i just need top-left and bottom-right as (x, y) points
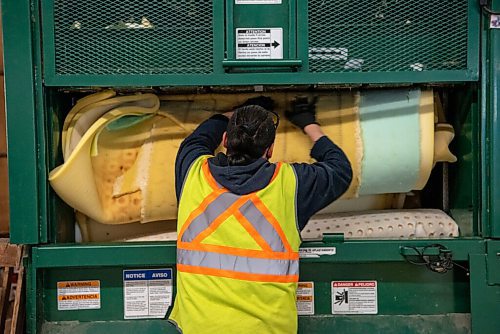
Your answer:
(299, 247), (336, 258)
(123, 269), (173, 319)
(296, 282), (314, 315)
(236, 0), (282, 4)
(490, 14), (500, 29)
(332, 281), (378, 314)
(236, 28), (283, 59)
(57, 280), (101, 311)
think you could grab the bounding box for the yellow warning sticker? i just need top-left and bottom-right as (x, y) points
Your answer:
(296, 281), (314, 315)
(57, 281), (100, 288)
(57, 280), (101, 311)
(58, 294), (100, 301)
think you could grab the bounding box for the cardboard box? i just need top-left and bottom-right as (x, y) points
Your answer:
(0, 157), (9, 234)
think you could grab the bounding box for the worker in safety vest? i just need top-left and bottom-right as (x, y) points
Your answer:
(169, 96), (352, 334)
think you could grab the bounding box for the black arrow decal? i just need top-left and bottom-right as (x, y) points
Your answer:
(272, 40), (280, 48)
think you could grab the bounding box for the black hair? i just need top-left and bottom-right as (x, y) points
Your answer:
(226, 105), (276, 166)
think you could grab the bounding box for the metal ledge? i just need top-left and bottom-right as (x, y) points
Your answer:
(31, 238), (485, 268)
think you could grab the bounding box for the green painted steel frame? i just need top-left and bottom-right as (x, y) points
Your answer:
(29, 239), (484, 268)
(486, 0), (500, 237)
(39, 0), (481, 87)
(1, 0), (48, 244)
(26, 239), (487, 334)
(40, 0), (227, 85)
(2, 0), (499, 333)
(226, 0), (296, 61)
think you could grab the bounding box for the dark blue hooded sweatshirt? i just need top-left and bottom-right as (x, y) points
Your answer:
(175, 114), (353, 231)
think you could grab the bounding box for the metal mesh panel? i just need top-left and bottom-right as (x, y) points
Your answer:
(53, 0), (213, 75)
(308, 0), (469, 73)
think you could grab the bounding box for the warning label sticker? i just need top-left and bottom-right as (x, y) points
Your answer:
(57, 280), (101, 311)
(331, 281), (377, 314)
(236, 0), (282, 4)
(123, 268), (173, 319)
(236, 28), (283, 59)
(296, 282), (314, 315)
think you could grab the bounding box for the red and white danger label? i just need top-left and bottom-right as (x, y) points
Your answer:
(331, 281), (377, 314)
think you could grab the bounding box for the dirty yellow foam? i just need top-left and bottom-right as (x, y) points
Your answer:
(65, 94), (159, 160)
(62, 90), (116, 159)
(415, 90), (435, 190)
(51, 90), (453, 240)
(50, 103), (162, 224)
(316, 92), (361, 198)
(433, 124), (457, 166)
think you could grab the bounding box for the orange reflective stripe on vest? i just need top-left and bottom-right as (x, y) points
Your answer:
(177, 160), (299, 283)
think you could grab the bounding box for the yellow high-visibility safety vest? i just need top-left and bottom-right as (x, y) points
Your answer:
(169, 155), (301, 334)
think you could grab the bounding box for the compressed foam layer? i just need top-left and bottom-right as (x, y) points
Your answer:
(50, 94), (182, 224)
(301, 209), (459, 240)
(49, 89), (455, 240)
(359, 89), (421, 194)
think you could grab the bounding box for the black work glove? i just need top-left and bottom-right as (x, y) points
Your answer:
(285, 96), (318, 130)
(235, 96), (275, 111)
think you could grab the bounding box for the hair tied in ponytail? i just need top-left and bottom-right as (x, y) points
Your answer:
(238, 124), (253, 136)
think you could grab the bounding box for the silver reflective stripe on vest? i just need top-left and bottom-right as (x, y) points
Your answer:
(182, 193), (288, 252)
(239, 201), (286, 252)
(181, 192), (240, 242)
(177, 249), (299, 277)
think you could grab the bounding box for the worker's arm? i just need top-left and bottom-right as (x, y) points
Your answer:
(175, 113), (231, 200)
(292, 128), (352, 230)
(287, 98), (353, 231)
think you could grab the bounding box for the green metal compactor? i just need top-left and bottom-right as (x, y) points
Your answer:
(2, 0), (500, 333)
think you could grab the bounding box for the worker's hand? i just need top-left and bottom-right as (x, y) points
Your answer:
(285, 96), (318, 130)
(235, 96), (275, 111)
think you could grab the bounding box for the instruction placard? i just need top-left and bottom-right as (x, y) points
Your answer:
(331, 281), (377, 314)
(57, 280), (101, 311)
(123, 269), (173, 319)
(296, 282), (314, 315)
(236, 0), (282, 4)
(236, 28), (283, 59)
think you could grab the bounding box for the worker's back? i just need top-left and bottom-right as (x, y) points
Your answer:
(170, 155), (301, 334)
(169, 100), (352, 333)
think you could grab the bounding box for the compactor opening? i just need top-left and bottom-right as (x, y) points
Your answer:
(45, 86), (476, 243)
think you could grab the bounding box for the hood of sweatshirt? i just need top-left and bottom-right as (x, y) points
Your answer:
(207, 153), (276, 195)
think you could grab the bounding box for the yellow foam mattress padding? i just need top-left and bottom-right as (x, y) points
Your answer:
(434, 123), (458, 166)
(415, 90), (436, 190)
(50, 90), (453, 231)
(50, 93), (184, 224)
(159, 92), (362, 199)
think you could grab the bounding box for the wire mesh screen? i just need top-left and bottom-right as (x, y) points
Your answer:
(308, 0), (469, 73)
(53, 0), (214, 75)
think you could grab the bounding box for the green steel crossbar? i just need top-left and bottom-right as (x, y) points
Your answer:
(30, 239), (485, 269)
(222, 60), (302, 68)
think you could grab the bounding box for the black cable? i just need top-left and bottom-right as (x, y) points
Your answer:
(482, 5), (500, 15)
(401, 246), (428, 266)
(401, 244), (469, 275)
